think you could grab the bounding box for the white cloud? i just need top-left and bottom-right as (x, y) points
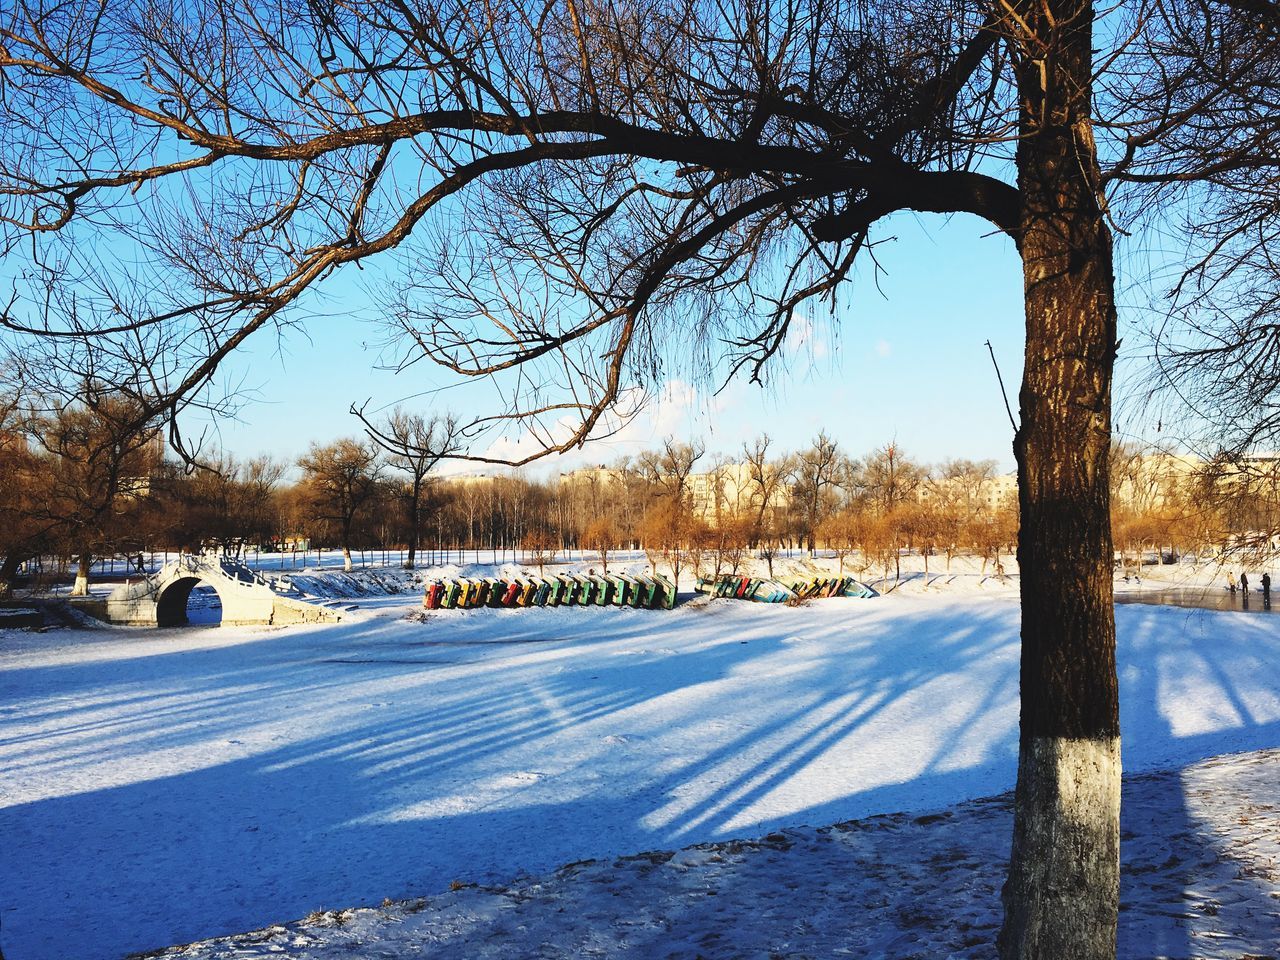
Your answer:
(876, 339), (892, 358)
(458, 381), (704, 475)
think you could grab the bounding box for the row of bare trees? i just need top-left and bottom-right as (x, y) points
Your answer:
(1109, 444), (1280, 569)
(0, 394), (463, 585)
(0, 384), (167, 596)
(8, 395), (1275, 595)
(2, 402), (1024, 587)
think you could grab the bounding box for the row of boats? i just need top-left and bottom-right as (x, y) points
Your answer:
(424, 572), (678, 610)
(697, 574), (879, 603)
(423, 571), (877, 612)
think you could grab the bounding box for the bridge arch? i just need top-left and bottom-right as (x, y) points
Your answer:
(155, 576), (223, 627)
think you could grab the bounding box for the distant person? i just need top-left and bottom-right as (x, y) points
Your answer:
(1228, 571), (1237, 594)
(1241, 572), (1250, 594)
(1264, 572), (1272, 608)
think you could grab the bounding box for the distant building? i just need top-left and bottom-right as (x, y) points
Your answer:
(918, 471), (1018, 512)
(687, 462), (790, 521)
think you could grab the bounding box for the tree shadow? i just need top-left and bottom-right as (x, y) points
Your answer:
(1115, 604), (1280, 959)
(0, 600), (1020, 958)
(1, 599), (1277, 959)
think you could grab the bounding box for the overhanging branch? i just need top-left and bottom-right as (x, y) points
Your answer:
(811, 170), (1022, 244)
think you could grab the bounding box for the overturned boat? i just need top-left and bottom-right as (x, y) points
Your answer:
(424, 572), (677, 611)
(696, 574), (878, 602)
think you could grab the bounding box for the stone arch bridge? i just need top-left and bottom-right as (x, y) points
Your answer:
(106, 553), (341, 627)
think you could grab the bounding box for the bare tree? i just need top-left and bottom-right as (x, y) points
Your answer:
(637, 439), (705, 504)
(793, 432), (842, 554)
(582, 516), (617, 574)
(925, 459), (999, 571)
(360, 407), (463, 568)
(970, 502), (1020, 578)
(1114, 0), (1280, 453)
(170, 453), (285, 555)
(742, 435), (792, 549)
(712, 514), (752, 579)
(297, 439), (384, 571)
(21, 388), (165, 594)
(860, 443), (926, 514)
(0, 392), (45, 596)
(906, 498), (945, 580)
(240, 456), (287, 547)
(817, 508), (861, 575)
(640, 495), (697, 587)
(522, 528), (557, 575)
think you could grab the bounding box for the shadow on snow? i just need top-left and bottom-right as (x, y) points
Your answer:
(0, 600), (1276, 958)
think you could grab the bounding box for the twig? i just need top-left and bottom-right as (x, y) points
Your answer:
(985, 340), (1019, 434)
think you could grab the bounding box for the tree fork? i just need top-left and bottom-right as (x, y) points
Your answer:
(999, 0), (1122, 957)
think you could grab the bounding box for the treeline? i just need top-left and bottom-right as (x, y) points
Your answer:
(1109, 444), (1280, 569)
(2, 396), (1022, 589)
(4, 392), (1274, 596)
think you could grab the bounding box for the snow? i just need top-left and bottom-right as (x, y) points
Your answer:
(1, 563), (1278, 960)
(143, 749), (1280, 960)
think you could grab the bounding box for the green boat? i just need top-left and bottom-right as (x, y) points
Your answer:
(486, 579), (505, 607)
(840, 578), (878, 598)
(642, 576), (662, 608)
(651, 574), (674, 608)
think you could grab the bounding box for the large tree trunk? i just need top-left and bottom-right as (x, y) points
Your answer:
(0, 554), (22, 599)
(405, 484), (421, 570)
(71, 551), (92, 596)
(999, 0), (1121, 957)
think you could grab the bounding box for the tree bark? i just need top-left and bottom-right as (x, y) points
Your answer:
(406, 480), (421, 570)
(0, 554), (22, 599)
(999, 0), (1122, 957)
(71, 551), (92, 596)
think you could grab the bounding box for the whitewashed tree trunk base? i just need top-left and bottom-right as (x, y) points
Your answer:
(1000, 736), (1121, 960)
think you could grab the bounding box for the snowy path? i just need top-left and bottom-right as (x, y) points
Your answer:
(2, 593), (1279, 959)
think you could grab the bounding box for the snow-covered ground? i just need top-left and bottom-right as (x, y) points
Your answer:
(2, 562), (1279, 959)
(144, 748), (1280, 960)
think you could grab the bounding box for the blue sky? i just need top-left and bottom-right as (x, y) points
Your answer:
(197, 210), (1061, 477)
